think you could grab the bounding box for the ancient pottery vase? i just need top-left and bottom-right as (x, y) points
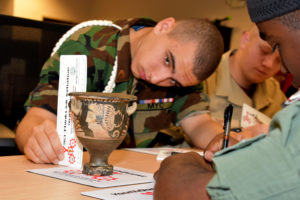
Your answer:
(68, 92), (137, 176)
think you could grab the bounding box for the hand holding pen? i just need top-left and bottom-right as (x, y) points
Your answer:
(223, 104), (233, 149)
(204, 105), (236, 161)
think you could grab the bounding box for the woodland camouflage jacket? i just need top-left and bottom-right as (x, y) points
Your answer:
(25, 18), (209, 147)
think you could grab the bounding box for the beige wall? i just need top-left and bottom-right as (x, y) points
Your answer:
(1, 0), (253, 49)
(89, 0), (252, 48)
(13, 0), (97, 22)
(0, 0), (14, 15)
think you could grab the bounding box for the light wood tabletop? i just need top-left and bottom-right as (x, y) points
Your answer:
(0, 150), (161, 200)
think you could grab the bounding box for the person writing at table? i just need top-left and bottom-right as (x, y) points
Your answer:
(203, 25), (286, 141)
(154, 0), (300, 199)
(15, 17), (225, 164)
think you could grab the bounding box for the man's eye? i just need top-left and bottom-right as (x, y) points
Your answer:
(165, 56), (170, 65)
(272, 44), (279, 53)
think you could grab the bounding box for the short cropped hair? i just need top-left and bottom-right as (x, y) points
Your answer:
(168, 18), (224, 82)
(276, 9), (300, 31)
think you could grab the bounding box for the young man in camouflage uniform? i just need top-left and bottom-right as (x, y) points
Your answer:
(15, 17), (224, 164)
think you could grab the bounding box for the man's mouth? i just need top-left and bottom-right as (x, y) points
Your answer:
(257, 69), (268, 76)
(140, 69), (147, 81)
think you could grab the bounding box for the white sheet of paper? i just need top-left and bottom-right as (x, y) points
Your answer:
(57, 55), (87, 169)
(241, 103), (271, 128)
(124, 147), (203, 160)
(81, 182), (154, 200)
(27, 166), (153, 188)
(124, 147), (172, 155)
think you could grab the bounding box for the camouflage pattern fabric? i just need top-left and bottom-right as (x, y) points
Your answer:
(25, 18), (209, 147)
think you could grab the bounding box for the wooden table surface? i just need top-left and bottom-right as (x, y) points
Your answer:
(0, 150), (161, 200)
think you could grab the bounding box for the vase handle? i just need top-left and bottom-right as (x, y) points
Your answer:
(126, 102), (137, 116)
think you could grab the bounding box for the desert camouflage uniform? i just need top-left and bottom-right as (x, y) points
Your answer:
(24, 18), (209, 147)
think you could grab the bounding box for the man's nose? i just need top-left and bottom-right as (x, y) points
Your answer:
(262, 53), (280, 69)
(150, 69), (172, 85)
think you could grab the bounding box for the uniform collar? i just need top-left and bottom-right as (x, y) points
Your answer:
(215, 51), (250, 106)
(253, 81), (273, 110)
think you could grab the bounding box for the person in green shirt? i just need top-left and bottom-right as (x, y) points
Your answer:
(154, 1), (300, 199)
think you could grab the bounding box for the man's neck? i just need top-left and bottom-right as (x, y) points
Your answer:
(229, 52), (254, 97)
(242, 84), (256, 97)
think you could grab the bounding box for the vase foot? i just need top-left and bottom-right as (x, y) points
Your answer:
(82, 163), (113, 176)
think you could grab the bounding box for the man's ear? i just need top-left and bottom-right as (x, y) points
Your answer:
(240, 31), (250, 49)
(154, 17), (175, 35)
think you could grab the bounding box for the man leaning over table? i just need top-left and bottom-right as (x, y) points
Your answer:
(154, 0), (300, 199)
(15, 17), (225, 164)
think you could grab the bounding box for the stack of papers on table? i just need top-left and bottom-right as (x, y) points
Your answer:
(28, 166), (154, 199)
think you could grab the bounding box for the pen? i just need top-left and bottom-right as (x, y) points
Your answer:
(223, 104), (233, 149)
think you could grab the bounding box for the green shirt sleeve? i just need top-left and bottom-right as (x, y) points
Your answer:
(207, 101), (300, 200)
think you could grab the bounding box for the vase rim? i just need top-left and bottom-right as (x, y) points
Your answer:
(69, 92), (137, 101)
